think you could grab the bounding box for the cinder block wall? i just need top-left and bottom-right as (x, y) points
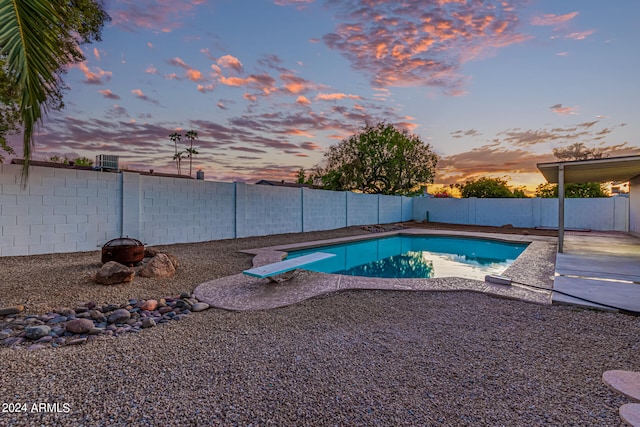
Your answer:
(413, 196), (629, 231)
(0, 166), (408, 256)
(0, 163), (120, 256)
(302, 188), (347, 232)
(138, 174), (236, 245)
(347, 192), (378, 226)
(1, 164), (631, 257)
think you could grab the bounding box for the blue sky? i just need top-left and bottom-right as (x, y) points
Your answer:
(12, 0), (640, 190)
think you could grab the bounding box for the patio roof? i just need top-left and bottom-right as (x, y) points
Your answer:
(536, 155), (640, 253)
(537, 155), (640, 184)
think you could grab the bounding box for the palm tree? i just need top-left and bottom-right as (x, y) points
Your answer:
(173, 151), (185, 175)
(184, 130), (198, 177)
(169, 132), (182, 173)
(0, 0), (109, 180)
(1, 1), (65, 180)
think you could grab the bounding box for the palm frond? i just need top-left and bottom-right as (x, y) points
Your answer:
(0, 0), (68, 180)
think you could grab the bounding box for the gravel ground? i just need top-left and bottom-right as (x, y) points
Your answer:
(1, 223), (638, 426)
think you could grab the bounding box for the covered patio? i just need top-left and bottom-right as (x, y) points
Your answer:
(537, 156), (640, 313)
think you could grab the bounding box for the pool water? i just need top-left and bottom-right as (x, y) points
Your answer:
(286, 235), (527, 280)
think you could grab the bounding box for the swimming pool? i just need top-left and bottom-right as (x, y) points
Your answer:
(285, 235), (527, 280)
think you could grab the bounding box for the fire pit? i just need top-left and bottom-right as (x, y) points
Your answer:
(101, 237), (145, 266)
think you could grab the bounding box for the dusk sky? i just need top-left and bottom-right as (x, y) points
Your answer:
(10, 0), (640, 190)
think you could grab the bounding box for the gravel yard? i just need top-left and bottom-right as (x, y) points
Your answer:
(0, 223), (638, 426)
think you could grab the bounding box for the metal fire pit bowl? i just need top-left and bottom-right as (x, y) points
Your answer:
(101, 237), (145, 266)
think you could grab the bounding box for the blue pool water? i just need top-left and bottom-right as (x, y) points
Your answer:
(286, 236), (527, 280)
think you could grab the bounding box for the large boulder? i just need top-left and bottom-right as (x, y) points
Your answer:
(164, 253), (180, 270)
(95, 262), (135, 285)
(139, 254), (176, 278)
(144, 246), (161, 258)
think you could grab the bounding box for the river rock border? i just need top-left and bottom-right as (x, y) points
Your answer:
(0, 292), (209, 350)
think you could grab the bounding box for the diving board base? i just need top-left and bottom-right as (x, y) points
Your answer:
(243, 252), (335, 283)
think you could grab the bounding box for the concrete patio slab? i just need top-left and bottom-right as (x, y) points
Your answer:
(553, 276), (640, 312)
(556, 253), (640, 282)
(552, 231), (640, 313)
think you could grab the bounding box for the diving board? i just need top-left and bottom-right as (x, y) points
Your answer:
(243, 252), (335, 282)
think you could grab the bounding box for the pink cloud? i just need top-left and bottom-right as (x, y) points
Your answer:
(198, 84), (216, 93)
(220, 73), (278, 97)
(220, 76), (256, 87)
(317, 0), (530, 92)
(549, 103), (578, 115)
(75, 62), (112, 85)
(98, 89), (120, 100)
(217, 55), (243, 73)
(315, 93), (362, 101)
(168, 57), (208, 83)
(281, 73), (327, 94)
(299, 141), (322, 151)
(186, 69), (205, 82)
(109, 0), (206, 33)
(566, 30), (595, 40)
(168, 57), (189, 69)
(243, 92), (258, 102)
(274, 0), (314, 8)
(531, 12), (579, 26)
(131, 89), (160, 105)
(285, 129), (315, 138)
(145, 66), (158, 74)
(296, 96), (311, 105)
(93, 48), (100, 61)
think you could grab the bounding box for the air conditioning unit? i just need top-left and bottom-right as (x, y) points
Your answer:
(95, 155), (119, 171)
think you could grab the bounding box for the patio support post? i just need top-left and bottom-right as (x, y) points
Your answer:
(558, 165), (565, 253)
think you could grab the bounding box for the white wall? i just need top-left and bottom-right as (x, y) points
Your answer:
(237, 183), (302, 238)
(139, 174), (236, 245)
(0, 165), (408, 256)
(0, 163), (120, 256)
(630, 175), (640, 237)
(347, 192), (378, 226)
(413, 196), (629, 231)
(302, 188), (347, 232)
(1, 164), (632, 257)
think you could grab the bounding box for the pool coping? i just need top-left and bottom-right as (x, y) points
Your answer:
(194, 229), (558, 311)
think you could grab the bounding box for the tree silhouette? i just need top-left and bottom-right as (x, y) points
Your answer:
(184, 130), (198, 177)
(169, 132), (182, 174)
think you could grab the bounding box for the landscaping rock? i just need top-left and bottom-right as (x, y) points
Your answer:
(191, 302), (210, 312)
(139, 254), (176, 278)
(24, 325), (51, 340)
(144, 246), (161, 258)
(0, 305), (24, 316)
(95, 261), (135, 285)
(27, 344), (47, 351)
(141, 299), (158, 311)
(165, 253), (180, 269)
(141, 318), (156, 328)
(66, 337), (87, 346)
(108, 309), (131, 324)
(65, 319), (95, 334)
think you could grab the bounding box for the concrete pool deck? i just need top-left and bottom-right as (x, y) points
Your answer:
(552, 231), (640, 313)
(194, 229), (557, 311)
